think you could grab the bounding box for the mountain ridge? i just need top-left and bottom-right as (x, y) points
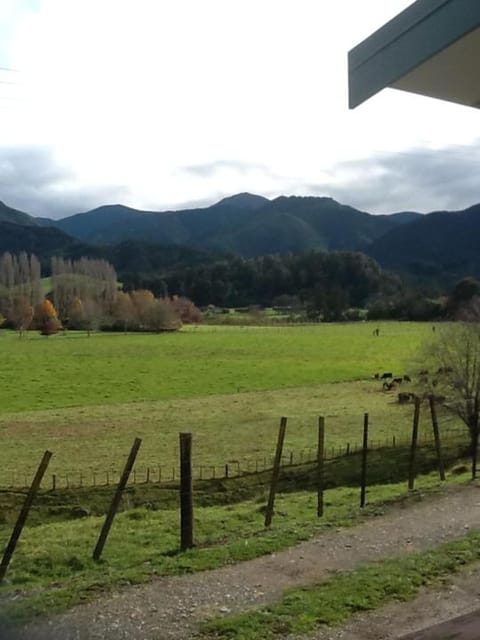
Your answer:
(40, 193), (423, 255)
(2, 193), (480, 284)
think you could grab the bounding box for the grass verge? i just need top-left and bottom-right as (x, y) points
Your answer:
(0, 467), (472, 625)
(200, 530), (480, 639)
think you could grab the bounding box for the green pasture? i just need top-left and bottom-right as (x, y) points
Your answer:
(0, 322), (432, 413)
(0, 322), (461, 485)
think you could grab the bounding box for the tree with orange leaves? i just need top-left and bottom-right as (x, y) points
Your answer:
(34, 299), (60, 336)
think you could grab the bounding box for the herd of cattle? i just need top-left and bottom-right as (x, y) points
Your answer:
(373, 369), (452, 404)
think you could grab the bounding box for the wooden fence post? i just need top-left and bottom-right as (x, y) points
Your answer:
(179, 433), (194, 550)
(429, 395), (445, 481)
(93, 438), (142, 561)
(468, 398), (480, 481)
(360, 413), (369, 508)
(408, 397), (421, 491)
(317, 416), (325, 517)
(0, 450), (52, 582)
(472, 418), (479, 481)
(264, 417), (287, 528)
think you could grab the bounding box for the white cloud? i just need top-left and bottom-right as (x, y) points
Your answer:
(1, 0), (479, 216)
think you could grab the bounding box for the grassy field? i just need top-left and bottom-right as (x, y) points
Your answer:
(0, 322), (459, 485)
(0, 322), (433, 413)
(0, 321), (471, 626)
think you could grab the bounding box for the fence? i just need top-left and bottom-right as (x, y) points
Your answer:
(3, 422), (467, 491)
(0, 404), (474, 578)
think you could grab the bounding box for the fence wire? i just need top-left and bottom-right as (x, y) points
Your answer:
(2, 406), (468, 490)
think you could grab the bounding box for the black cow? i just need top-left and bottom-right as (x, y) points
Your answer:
(398, 392), (415, 404)
(381, 372), (392, 379)
(437, 366), (453, 374)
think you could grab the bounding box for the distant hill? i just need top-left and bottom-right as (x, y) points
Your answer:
(104, 240), (222, 277)
(369, 204), (480, 280)
(215, 196), (411, 255)
(0, 201), (40, 227)
(4, 192), (480, 286)
(388, 211), (423, 225)
(212, 192), (269, 211)
(0, 218), (223, 279)
(48, 193), (418, 256)
(0, 221), (82, 260)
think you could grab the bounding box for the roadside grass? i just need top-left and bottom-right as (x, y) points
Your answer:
(0, 466), (472, 624)
(200, 529), (480, 640)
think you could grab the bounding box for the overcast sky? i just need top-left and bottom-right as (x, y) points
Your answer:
(0, 0), (479, 219)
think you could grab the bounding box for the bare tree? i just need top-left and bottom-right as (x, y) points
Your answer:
(425, 321), (480, 478)
(82, 298), (103, 336)
(112, 291), (135, 332)
(7, 296), (34, 337)
(0, 252), (44, 318)
(145, 298), (181, 332)
(51, 256), (118, 325)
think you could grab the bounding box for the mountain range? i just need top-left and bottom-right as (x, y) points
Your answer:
(1, 194), (480, 283)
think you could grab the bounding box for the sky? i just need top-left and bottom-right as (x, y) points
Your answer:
(0, 0), (479, 219)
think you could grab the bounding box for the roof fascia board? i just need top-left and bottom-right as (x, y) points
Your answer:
(348, 0), (480, 108)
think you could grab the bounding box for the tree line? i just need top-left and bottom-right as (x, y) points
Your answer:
(1, 249), (474, 329)
(138, 250), (470, 322)
(0, 252), (201, 334)
(134, 250), (404, 321)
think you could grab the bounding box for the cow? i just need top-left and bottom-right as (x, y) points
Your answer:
(393, 377), (403, 384)
(427, 393), (446, 404)
(437, 366), (453, 374)
(403, 374), (412, 382)
(380, 372), (392, 379)
(398, 392), (415, 403)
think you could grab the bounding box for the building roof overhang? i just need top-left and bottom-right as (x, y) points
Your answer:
(348, 0), (480, 109)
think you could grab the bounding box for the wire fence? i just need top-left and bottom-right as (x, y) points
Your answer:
(4, 421), (467, 491)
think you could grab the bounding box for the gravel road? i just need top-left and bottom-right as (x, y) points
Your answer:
(3, 484), (480, 640)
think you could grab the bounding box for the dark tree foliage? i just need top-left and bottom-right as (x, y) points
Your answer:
(445, 277), (480, 319)
(159, 250), (393, 315)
